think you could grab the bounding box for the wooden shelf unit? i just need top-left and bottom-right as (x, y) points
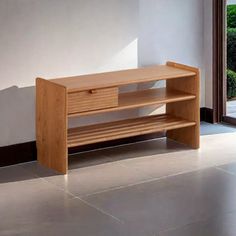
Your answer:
(36, 61), (200, 174)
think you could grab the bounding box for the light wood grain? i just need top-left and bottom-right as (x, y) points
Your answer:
(67, 114), (196, 147)
(68, 87), (118, 114)
(50, 65), (196, 92)
(68, 88), (196, 117)
(166, 62), (200, 149)
(36, 61), (200, 174)
(36, 78), (68, 174)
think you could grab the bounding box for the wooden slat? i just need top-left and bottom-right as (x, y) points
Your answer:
(36, 78), (68, 174)
(50, 65), (196, 92)
(67, 114), (196, 147)
(68, 88), (196, 117)
(68, 114), (169, 136)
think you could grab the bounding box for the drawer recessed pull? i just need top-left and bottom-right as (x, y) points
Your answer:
(89, 89), (97, 94)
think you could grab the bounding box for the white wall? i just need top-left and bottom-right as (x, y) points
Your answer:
(0, 0), (139, 146)
(0, 0), (211, 147)
(0, 0), (139, 89)
(138, 0), (205, 107)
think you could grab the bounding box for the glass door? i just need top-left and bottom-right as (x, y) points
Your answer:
(226, 2), (236, 119)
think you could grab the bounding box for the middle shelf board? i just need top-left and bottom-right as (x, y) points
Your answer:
(68, 88), (196, 117)
(67, 114), (196, 148)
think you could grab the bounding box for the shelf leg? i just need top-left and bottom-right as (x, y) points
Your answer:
(36, 78), (68, 174)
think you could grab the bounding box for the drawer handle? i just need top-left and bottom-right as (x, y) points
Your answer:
(89, 89), (97, 94)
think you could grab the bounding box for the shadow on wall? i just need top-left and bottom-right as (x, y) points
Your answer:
(0, 35), (139, 146)
(0, 0), (140, 147)
(0, 86), (35, 147)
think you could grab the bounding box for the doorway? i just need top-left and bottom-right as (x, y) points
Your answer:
(213, 0), (236, 125)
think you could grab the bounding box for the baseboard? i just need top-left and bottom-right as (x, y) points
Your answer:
(0, 142), (37, 167)
(0, 132), (164, 168)
(200, 107), (214, 123)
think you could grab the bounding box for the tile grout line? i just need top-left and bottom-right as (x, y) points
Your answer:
(215, 166), (236, 177)
(73, 195), (124, 224)
(18, 162), (236, 224)
(157, 217), (211, 235)
(19, 161), (236, 199)
(82, 167), (203, 198)
(157, 207), (236, 236)
(116, 161), (155, 178)
(35, 174), (124, 224)
(83, 163), (236, 198)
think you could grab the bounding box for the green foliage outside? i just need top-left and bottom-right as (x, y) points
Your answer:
(227, 28), (236, 72)
(227, 5), (236, 99)
(227, 5), (236, 28)
(227, 69), (236, 98)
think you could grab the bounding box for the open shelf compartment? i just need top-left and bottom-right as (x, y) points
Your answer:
(67, 114), (196, 148)
(68, 87), (196, 117)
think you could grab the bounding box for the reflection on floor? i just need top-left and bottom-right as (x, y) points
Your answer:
(1, 122), (236, 235)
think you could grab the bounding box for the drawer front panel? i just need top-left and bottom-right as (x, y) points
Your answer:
(68, 87), (118, 114)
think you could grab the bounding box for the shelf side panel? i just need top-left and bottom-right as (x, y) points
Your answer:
(166, 62), (200, 149)
(36, 78), (68, 174)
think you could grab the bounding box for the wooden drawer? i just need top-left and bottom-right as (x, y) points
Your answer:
(68, 87), (118, 114)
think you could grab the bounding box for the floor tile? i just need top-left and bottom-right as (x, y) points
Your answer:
(84, 168), (236, 234)
(68, 149), (112, 170)
(217, 162), (236, 175)
(26, 161), (152, 197)
(159, 211), (236, 236)
(0, 176), (125, 236)
(1, 122), (236, 235)
(0, 164), (37, 184)
(22, 150), (111, 176)
(101, 138), (190, 162)
(117, 149), (199, 179)
(163, 167), (236, 214)
(22, 161), (62, 178)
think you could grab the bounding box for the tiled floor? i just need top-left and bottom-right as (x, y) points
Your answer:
(1, 122), (236, 235)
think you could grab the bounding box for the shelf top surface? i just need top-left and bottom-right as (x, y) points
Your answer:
(49, 64), (196, 92)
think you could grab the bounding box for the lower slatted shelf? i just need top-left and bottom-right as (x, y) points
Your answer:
(67, 114), (196, 148)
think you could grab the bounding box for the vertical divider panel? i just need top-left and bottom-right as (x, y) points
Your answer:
(36, 78), (68, 174)
(166, 62), (200, 149)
